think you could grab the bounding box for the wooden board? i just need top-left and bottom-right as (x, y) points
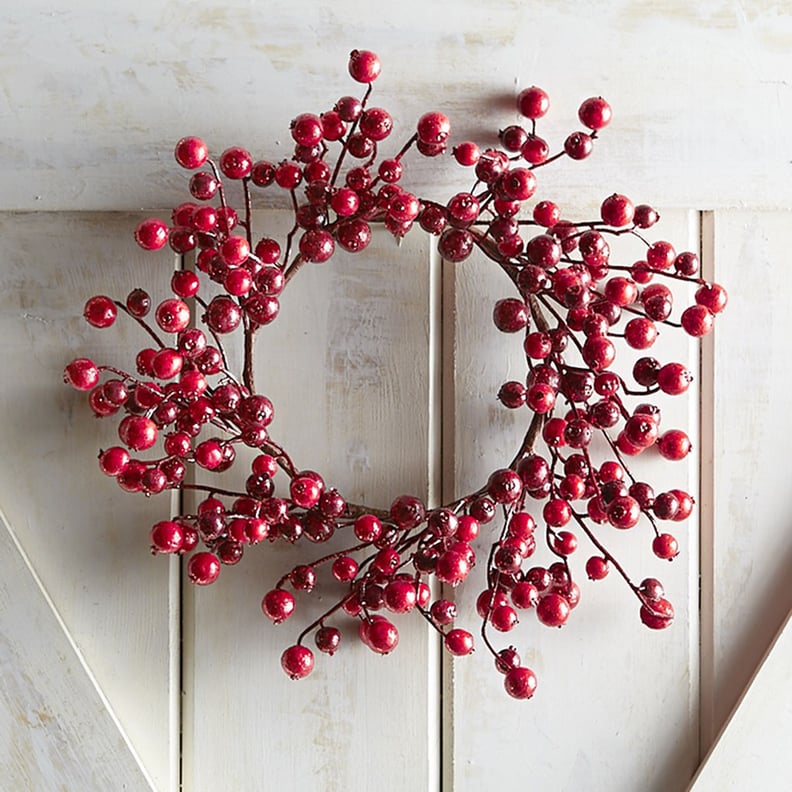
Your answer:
(0, 508), (156, 791)
(445, 209), (701, 792)
(181, 214), (442, 790)
(689, 608), (792, 790)
(703, 209), (792, 747)
(0, 213), (178, 790)
(1, 1), (791, 211)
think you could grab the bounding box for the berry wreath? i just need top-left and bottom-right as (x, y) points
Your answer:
(64, 48), (727, 699)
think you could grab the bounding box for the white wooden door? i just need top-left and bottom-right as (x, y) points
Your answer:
(2, 2), (791, 790)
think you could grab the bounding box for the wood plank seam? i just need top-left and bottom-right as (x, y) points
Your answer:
(698, 211), (716, 758)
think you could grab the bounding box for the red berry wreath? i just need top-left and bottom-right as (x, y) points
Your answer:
(64, 49), (727, 698)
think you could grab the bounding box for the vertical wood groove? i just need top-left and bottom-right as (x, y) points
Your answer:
(698, 211), (716, 756)
(440, 254), (457, 792)
(427, 242), (444, 792)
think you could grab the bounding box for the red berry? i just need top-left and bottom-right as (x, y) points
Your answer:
(417, 112), (451, 145)
(657, 362), (692, 395)
(585, 556), (610, 580)
(150, 520), (184, 553)
(503, 666), (537, 699)
(501, 168), (537, 201)
(533, 201), (560, 228)
(435, 550), (471, 586)
(262, 589), (296, 623)
(536, 593), (570, 627)
(491, 604), (519, 632)
(640, 597), (674, 629)
(487, 469), (523, 504)
(564, 132), (593, 160)
(84, 295), (117, 328)
(600, 194), (634, 227)
(607, 496), (641, 529)
(634, 204), (659, 228)
(430, 599), (457, 625)
(135, 218), (169, 250)
(348, 49), (381, 83)
(290, 113), (323, 147)
(219, 146), (252, 179)
(438, 228), (474, 262)
(657, 429), (692, 460)
(98, 446), (130, 476)
(118, 415), (158, 451)
(174, 136), (208, 169)
(366, 618), (399, 654)
(219, 236), (250, 267)
(681, 305), (715, 337)
(578, 96), (612, 129)
(444, 629), (474, 656)
(155, 298), (191, 333)
(359, 107), (393, 141)
(64, 358), (100, 390)
(517, 86), (549, 119)
(187, 552), (221, 585)
(695, 283), (728, 314)
(452, 141), (480, 166)
(299, 229), (335, 263)
(315, 626), (341, 656)
(290, 476), (322, 509)
(281, 645), (314, 679)
(520, 135), (550, 165)
(274, 160), (303, 190)
(624, 317), (658, 350)
(384, 580), (417, 613)
(652, 533), (679, 560)
(647, 241), (676, 270)
(492, 298), (529, 332)
(205, 296), (242, 334)
(354, 513), (382, 543)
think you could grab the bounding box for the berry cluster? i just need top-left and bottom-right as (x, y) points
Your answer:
(64, 49), (726, 699)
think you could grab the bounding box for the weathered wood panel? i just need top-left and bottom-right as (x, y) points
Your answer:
(0, 508), (156, 791)
(1, 1), (791, 211)
(445, 209), (701, 792)
(181, 214), (442, 791)
(705, 210), (792, 748)
(0, 213), (178, 790)
(689, 609), (792, 791)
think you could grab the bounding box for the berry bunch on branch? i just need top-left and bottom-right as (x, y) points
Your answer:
(64, 49), (727, 699)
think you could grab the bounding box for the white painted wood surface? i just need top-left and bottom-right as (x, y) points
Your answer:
(1, 0), (791, 212)
(0, 214), (178, 790)
(0, 508), (155, 791)
(704, 210), (792, 748)
(181, 214), (441, 791)
(447, 209), (701, 792)
(688, 608), (792, 791)
(1, 3), (792, 790)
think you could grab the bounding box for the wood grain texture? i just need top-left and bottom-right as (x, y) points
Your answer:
(0, 213), (178, 790)
(1, 0), (791, 211)
(181, 214), (442, 791)
(688, 608), (792, 791)
(445, 209), (702, 792)
(0, 508), (156, 791)
(707, 210), (792, 744)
